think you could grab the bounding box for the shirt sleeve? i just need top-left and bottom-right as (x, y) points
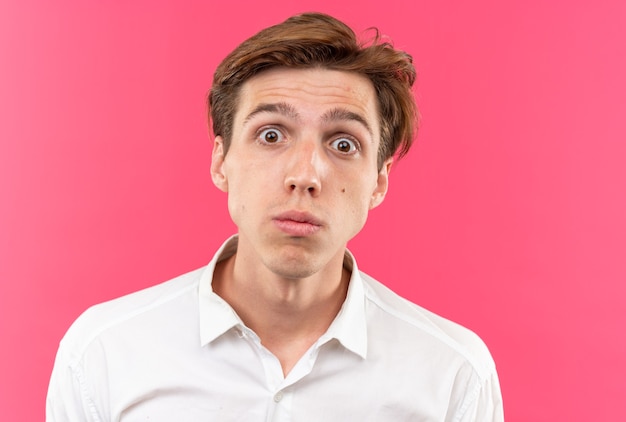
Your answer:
(46, 343), (101, 422)
(456, 369), (504, 422)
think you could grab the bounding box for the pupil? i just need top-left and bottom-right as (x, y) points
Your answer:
(265, 131), (278, 142)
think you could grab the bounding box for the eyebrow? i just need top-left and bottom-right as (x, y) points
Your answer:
(243, 102), (374, 139)
(243, 102), (300, 125)
(320, 107), (373, 138)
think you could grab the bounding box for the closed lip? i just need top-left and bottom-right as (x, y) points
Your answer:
(272, 210), (323, 227)
(271, 210), (324, 236)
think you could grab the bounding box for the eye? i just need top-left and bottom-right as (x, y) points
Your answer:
(258, 128), (283, 144)
(330, 137), (358, 154)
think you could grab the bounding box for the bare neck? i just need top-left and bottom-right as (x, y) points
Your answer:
(211, 249), (350, 376)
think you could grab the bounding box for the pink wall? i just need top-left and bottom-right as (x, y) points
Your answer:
(2, 1), (625, 420)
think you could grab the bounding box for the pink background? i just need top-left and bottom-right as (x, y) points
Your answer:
(2, 0), (625, 420)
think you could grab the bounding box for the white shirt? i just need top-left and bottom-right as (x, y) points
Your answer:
(47, 236), (504, 421)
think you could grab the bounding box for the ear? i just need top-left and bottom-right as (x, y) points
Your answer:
(369, 157), (393, 210)
(210, 136), (228, 192)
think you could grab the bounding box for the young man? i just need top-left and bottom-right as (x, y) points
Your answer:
(47, 13), (504, 421)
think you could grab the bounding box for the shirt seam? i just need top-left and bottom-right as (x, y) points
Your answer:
(452, 376), (483, 422)
(72, 360), (102, 422)
(69, 279), (199, 363)
(362, 278), (493, 378)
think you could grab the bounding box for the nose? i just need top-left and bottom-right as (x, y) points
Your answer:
(283, 140), (324, 196)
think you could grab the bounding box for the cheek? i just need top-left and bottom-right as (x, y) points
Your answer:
(340, 187), (373, 220)
(339, 174), (378, 201)
(225, 176), (253, 223)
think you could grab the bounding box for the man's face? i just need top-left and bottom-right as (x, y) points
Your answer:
(211, 67), (391, 279)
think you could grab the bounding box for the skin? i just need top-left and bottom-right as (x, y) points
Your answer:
(210, 67), (392, 375)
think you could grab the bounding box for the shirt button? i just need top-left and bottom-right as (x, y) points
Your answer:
(273, 391), (284, 402)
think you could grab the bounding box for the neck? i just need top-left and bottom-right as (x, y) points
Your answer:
(212, 243), (350, 375)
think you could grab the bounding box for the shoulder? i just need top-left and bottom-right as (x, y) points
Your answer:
(360, 271), (497, 378)
(58, 267), (206, 361)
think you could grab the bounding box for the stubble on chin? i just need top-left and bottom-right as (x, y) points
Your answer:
(261, 252), (321, 280)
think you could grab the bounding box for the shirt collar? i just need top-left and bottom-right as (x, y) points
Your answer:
(198, 236), (242, 346)
(198, 236), (368, 359)
(312, 249), (367, 358)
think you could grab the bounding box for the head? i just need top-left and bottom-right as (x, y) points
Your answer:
(208, 12), (418, 170)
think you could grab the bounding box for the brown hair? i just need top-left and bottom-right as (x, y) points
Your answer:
(208, 12), (418, 169)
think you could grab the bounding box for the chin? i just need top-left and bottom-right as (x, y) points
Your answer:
(259, 237), (345, 280)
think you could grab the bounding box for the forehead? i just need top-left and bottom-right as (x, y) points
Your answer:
(233, 67), (380, 131)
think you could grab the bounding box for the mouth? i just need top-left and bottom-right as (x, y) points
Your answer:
(272, 210), (323, 237)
